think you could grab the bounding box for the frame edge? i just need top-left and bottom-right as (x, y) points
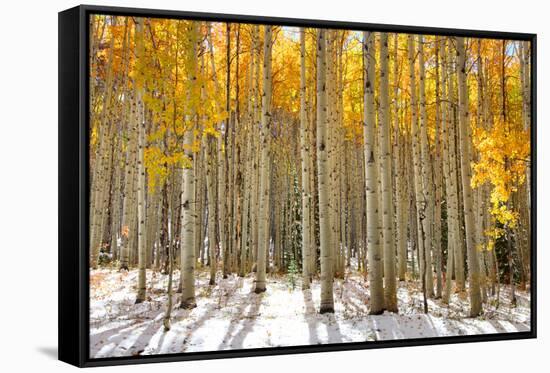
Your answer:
(58, 5), (86, 368)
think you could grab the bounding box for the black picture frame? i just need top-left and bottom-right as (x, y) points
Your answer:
(58, 4), (537, 368)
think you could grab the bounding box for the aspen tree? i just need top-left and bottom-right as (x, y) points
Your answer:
(217, 84), (227, 279)
(240, 25), (256, 277)
(325, 30), (336, 279)
(474, 39), (488, 302)
(108, 20), (130, 264)
(393, 34), (407, 281)
(231, 25), (243, 275)
(135, 17), (147, 304)
(317, 29), (334, 313)
(180, 21), (199, 309)
(409, 35), (428, 313)
(417, 35), (434, 298)
(145, 186), (159, 268)
(434, 37), (443, 299)
(300, 28), (312, 289)
(206, 138), (218, 285)
(119, 95), (137, 271)
(162, 225), (175, 331)
(109, 144), (122, 263)
(90, 17), (117, 269)
(440, 38), (455, 304)
(116, 42), (135, 269)
(255, 25), (273, 293)
(364, 31), (384, 314)
(379, 33), (398, 311)
(195, 52), (208, 268)
(249, 25), (261, 273)
(446, 44), (465, 292)
(519, 41), (531, 279)
(456, 36), (482, 316)
(205, 22), (222, 285)
(221, 24), (232, 279)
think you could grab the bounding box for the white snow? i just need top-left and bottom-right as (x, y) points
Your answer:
(90, 268), (530, 358)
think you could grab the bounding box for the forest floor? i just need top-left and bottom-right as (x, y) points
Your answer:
(90, 268), (530, 358)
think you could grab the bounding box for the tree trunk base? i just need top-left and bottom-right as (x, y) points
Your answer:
(469, 310), (481, 318)
(179, 298), (197, 309)
(319, 305), (334, 314)
(135, 297), (145, 304)
(254, 286), (266, 294)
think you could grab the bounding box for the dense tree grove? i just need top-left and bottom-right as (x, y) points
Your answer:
(89, 15), (531, 323)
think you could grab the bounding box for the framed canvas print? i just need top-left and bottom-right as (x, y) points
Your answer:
(58, 4), (536, 367)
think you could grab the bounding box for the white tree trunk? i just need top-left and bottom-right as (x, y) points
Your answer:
(408, 35), (428, 312)
(255, 25), (273, 293)
(206, 138), (218, 285)
(440, 38), (455, 304)
(456, 36), (482, 317)
(179, 22), (198, 309)
(393, 34), (407, 281)
(379, 33), (398, 312)
(299, 28), (312, 289)
(317, 29), (334, 313)
(364, 31), (384, 314)
(135, 18), (147, 304)
(417, 35), (434, 298)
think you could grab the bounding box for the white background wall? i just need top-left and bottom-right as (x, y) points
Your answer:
(0, 0), (546, 371)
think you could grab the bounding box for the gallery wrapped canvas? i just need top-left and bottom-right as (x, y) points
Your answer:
(59, 5), (536, 367)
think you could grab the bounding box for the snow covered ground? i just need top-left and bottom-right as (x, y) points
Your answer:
(90, 268), (530, 358)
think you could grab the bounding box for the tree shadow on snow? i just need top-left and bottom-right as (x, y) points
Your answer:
(370, 314), (440, 340)
(302, 288), (344, 344)
(302, 289), (320, 344)
(223, 291), (264, 349)
(90, 321), (145, 357)
(175, 275), (248, 352)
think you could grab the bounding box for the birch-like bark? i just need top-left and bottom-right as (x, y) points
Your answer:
(239, 27), (256, 276)
(317, 29), (334, 313)
(440, 38), (455, 304)
(162, 228), (174, 331)
(393, 34), (407, 281)
(456, 36), (482, 316)
(446, 45), (465, 292)
(364, 31), (384, 314)
(206, 138), (218, 285)
(205, 22), (222, 285)
(90, 17), (117, 268)
(379, 33), (398, 311)
(434, 37), (443, 299)
(417, 35), (434, 298)
(300, 28), (312, 289)
(135, 18), (147, 304)
(179, 22), (198, 309)
(119, 93), (137, 270)
(254, 25), (273, 293)
(409, 35), (428, 313)
(519, 41), (531, 276)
